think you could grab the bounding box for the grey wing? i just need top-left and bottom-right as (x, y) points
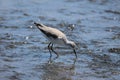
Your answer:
(39, 29), (58, 39)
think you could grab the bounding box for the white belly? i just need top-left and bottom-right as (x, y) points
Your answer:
(50, 38), (65, 46)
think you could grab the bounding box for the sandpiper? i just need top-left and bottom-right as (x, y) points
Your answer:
(34, 22), (77, 58)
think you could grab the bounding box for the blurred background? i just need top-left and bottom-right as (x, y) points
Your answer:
(0, 0), (120, 80)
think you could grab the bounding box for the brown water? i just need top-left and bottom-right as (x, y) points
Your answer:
(0, 0), (120, 80)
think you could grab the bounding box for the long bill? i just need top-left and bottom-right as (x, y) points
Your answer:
(73, 49), (77, 58)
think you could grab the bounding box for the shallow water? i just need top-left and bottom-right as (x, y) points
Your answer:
(0, 0), (120, 80)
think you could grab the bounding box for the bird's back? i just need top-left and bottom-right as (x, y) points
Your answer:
(34, 22), (67, 40)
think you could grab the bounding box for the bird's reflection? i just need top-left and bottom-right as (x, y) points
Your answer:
(42, 58), (77, 80)
(47, 53), (77, 66)
(47, 55), (58, 64)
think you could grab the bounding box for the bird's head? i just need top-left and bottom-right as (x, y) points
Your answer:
(67, 40), (77, 49)
(67, 40), (77, 58)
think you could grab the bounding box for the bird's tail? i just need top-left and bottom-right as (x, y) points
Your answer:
(34, 22), (45, 28)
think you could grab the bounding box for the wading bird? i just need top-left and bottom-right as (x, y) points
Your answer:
(34, 22), (77, 58)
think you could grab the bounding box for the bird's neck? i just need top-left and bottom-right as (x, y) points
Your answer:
(66, 40), (72, 44)
(65, 40), (73, 46)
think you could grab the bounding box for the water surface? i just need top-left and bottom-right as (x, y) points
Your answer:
(0, 0), (120, 80)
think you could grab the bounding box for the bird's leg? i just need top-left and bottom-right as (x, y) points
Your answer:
(48, 56), (53, 64)
(48, 42), (52, 58)
(51, 44), (59, 58)
(73, 49), (77, 59)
